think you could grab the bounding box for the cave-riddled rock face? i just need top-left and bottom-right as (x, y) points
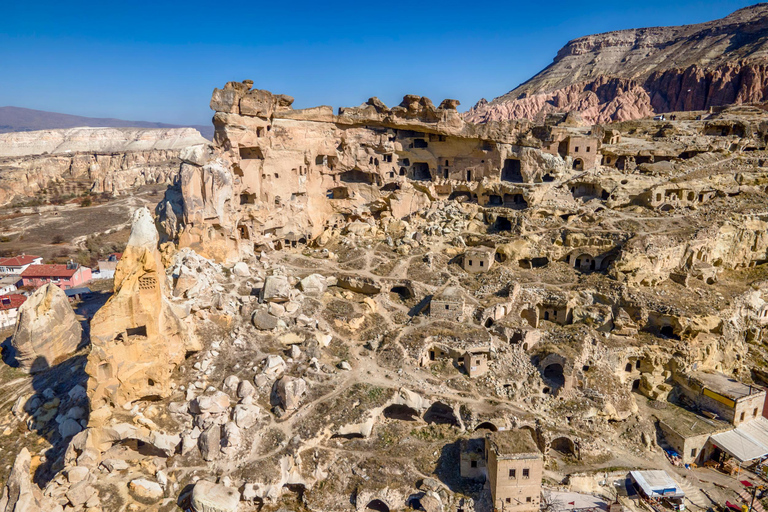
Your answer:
(86, 207), (200, 420)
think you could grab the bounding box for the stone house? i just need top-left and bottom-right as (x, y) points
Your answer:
(430, 287), (464, 321)
(460, 438), (487, 480)
(656, 402), (732, 465)
(463, 246), (495, 273)
(675, 371), (766, 426)
(486, 429), (543, 512)
(456, 347), (490, 378)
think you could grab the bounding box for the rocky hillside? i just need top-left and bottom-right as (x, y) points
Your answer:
(466, 3), (768, 123)
(0, 106), (214, 139)
(0, 127), (208, 206)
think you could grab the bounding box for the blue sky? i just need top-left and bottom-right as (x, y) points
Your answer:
(0, 0), (759, 125)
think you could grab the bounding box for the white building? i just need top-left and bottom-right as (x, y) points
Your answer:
(0, 255), (43, 275)
(0, 295), (26, 330)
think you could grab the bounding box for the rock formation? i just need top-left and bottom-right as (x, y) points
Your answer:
(466, 4), (768, 123)
(0, 127), (208, 206)
(86, 207), (200, 420)
(0, 449), (43, 512)
(10, 283), (82, 373)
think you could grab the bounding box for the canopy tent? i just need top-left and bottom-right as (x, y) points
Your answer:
(710, 417), (768, 463)
(629, 470), (685, 499)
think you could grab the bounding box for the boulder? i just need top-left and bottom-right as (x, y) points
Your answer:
(10, 283), (82, 373)
(198, 424), (221, 461)
(252, 309), (279, 330)
(232, 262), (250, 277)
(263, 355), (286, 376)
(190, 480), (240, 512)
(336, 275), (381, 295)
(299, 274), (327, 296)
(129, 479), (164, 500)
(260, 276), (290, 303)
(274, 377), (307, 410)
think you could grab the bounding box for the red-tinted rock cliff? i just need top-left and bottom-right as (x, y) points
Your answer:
(467, 4), (768, 123)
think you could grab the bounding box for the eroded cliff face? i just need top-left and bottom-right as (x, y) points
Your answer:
(0, 127), (208, 205)
(467, 4), (768, 123)
(86, 207), (200, 422)
(160, 81), (568, 263)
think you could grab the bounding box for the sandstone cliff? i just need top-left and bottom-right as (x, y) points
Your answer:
(0, 127), (208, 206)
(467, 4), (768, 123)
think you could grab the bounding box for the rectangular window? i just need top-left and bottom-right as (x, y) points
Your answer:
(691, 448), (697, 457)
(506, 498), (512, 504)
(471, 460), (477, 468)
(509, 469), (516, 478)
(523, 468), (530, 478)
(741, 412), (746, 421)
(527, 497), (533, 503)
(586, 147), (591, 152)
(575, 147), (580, 152)
(754, 408), (759, 417)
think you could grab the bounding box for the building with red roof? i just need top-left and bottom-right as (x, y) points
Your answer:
(0, 254), (43, 275)
(21, 262), (92, 290)
(0, 294), (26, 329)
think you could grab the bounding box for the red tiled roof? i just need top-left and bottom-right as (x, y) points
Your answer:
(21, 264), (79, 278)
(0, 294), (26, 311)
(0, 255), (41, 267)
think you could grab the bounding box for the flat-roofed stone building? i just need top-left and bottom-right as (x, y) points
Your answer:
(486, 429), (543, 512)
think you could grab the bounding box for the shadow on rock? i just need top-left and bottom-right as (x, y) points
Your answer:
(14, 354), (91, 487)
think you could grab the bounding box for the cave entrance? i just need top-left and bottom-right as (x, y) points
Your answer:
(383, 404), (419, 421)
(503, 194), (528, 209)
(412, 163), (431, 181)
(340, 169), (373, 184)
(390, 286), (412, 300)
(550, 437), (576, 457)
(543, 363), (565, 389)
(475, 421), (498, 432)
(501, 158), (523, 182)
(660, 325), (679, 340)
(488, 194), (502, 206)
(492, 216), (512, 232)
(366, 500), (390, 512)
(424, 402), (459, 426)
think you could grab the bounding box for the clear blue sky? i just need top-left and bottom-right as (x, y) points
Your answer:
(0, 0), (759, 126)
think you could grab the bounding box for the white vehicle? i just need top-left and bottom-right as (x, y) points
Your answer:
(653, 114), (666, 121)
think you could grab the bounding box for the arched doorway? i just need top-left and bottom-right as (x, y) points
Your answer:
(573, 158), (584, 171)
(543, 363), (565, 389)
(550, 437), (576, 457)
(475, 421), (498, 432)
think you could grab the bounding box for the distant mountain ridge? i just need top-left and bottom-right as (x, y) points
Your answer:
(466, 3), (768, 124)
(0, 106), (213, 140)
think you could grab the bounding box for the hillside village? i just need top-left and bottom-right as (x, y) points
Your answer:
(5, 4), (768, 512)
